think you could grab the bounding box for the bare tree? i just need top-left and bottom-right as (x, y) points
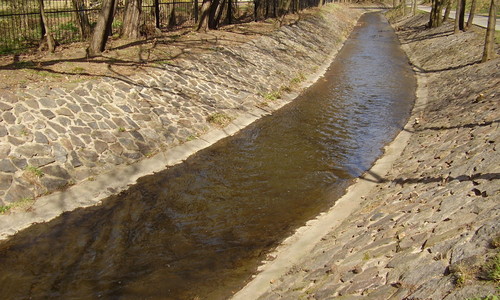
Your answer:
(197, 0), (212, 31)
(196, 0), (223, 30)
(430, 0), (445, 27)
(72, 0), (91, 39)
(37, 0), (56, 52)
(121, 0), (143, 39)
(443, 0), (453, 22)
(454, 0), (462, 32)
(88, 0), (116, 56)
(482, 0), (497, 62)
(458, 0), (466, 30)
(465, 0), (477, 30)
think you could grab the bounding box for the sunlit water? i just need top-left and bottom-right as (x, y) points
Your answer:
(0, 12), (415, 300)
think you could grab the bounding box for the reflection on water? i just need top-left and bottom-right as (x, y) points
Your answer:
(0, 13), (415, 300)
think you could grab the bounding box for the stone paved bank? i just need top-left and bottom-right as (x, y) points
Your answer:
(248, 13), (500, 300)
(0, 5), (361, 208)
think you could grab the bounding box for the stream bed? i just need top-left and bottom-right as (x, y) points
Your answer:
(0, 12), (415, 300)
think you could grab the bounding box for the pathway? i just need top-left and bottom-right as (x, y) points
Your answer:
(418, 5), (500, 30)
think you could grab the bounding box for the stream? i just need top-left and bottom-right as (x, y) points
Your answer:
(0, 12), (415, 300)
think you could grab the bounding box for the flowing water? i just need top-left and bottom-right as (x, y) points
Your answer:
(0, 12), (415, 300)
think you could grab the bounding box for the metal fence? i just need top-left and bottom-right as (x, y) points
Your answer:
(0, 0), (326, 54)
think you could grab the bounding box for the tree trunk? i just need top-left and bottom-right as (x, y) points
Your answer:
(37, 0), (55, 53)
(207, 0), (221, 28)
(214, 0), (226, 26)
(254, 0), (260, 21)
(430, 0), (444, 27)
(454, 0), (462, 32)
(88, 0), (116, 56)
(412, 0), (417, 15)
(121, 0), (142, 39)
(482, 0), (497, 62)
(443, 0), (452, 22)
(458, 0), (466, 30)
(197, 0), (211, 31)
(154, 0), (160, 28)
(227, 0), (232, 23)
(168, 5), (177, 28)
(465, 0), (477, 30)
(71, 0), (91, 40)
(194, 0), (199, 22)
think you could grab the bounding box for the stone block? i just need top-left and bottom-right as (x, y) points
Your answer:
(47, 121), (67, 134)
(52, 144), (68, 163)
(0, 101), (13, 111)
(69, 151), (82, 168)
(40, 177), (68, 191)
(39, 98), (57, 108)
(28, 157), (56, 168)
(34, 132), (49, 144)
(0, 174), (13, 189)
(109, 143), (124, 155)
(119, 138), (139, 151)
(0, 144), (11, 159)
(4, 182), (34, 203)
(40, 109), (56, 119)
(11, 158), (27, 170)
(2, 111), (16, 124)
(0, 125), (7, 137)
(41, 165), (71, 179)
(94, 141), (108, 154)
(55, 107), (74, 117)
(15, 143), (51, 158)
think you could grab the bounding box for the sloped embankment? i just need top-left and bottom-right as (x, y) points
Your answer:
(248, 13), (500, 300)
(0, 5), (363, 237)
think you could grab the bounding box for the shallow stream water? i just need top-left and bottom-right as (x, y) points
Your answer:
(0, 12), (415, 300)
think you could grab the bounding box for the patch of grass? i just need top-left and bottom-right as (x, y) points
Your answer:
(291, 72), (306, 85)
(207, 112), (233, 127)
(0, 197), (35, 215)
(155, 59), (174, 66)
(363, 252), (371, 261)
(262, 90), (282, 101)
(71, 66), (86, 73)
(25, 69), (62, 78)
(280, 85), (292, 93)
(117, 127), (126, 132)
(482, 253), (500, 282)
(20, 128), (29, 136)
(25, 165), (43, 178)
(450, 263), (475, 287)
(0, 205), (11, 214)
(185, 134), (197, 142)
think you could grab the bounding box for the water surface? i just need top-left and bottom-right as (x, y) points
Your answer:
(0, 12), (415, 300)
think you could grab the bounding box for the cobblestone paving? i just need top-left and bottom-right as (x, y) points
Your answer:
(256, 14), (500, 300)
(0, 6), (361, 206)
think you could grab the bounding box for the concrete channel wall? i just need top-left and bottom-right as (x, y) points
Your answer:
(0, 5), (364, 235)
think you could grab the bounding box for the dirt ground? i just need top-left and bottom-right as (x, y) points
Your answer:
(0, 13), (308, 92)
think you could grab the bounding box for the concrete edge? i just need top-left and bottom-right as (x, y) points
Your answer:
(230, 23), (429, 300)
(0, 11), (357, 241)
